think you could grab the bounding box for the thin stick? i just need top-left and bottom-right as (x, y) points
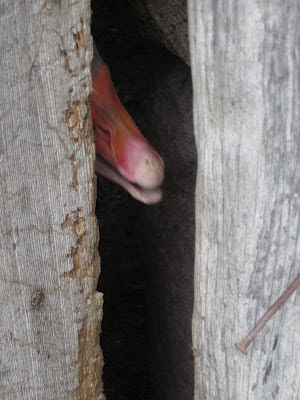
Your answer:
(235, 273), (300, 354)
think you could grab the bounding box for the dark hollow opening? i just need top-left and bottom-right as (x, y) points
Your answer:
(92, 1), (196, 399)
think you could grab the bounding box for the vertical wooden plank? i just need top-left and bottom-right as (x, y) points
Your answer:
(0, 1), (104, 399)
(188, 1), (299, 399)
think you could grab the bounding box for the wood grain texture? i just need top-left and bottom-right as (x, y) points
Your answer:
(188, 1), (299, 399)
(0, 1), (104, 399)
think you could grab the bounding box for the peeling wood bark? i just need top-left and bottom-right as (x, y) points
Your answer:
(0, 1), (104, 399)
(188, 1), (299, 399)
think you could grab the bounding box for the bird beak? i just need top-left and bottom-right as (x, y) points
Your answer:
(90, 61), (164, 204)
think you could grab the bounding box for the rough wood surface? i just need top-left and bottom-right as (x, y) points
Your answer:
(188, 1), (299, 399)
(0, 1), (103, 399)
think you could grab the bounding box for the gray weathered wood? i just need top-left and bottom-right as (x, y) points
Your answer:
(0, 1), (104, 399)
(188, 1), (299, 399)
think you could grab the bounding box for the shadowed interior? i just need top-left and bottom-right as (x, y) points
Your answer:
(92, 1), (196, 399)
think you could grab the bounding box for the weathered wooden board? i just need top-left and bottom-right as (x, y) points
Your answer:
(188, 1), (299, 399)
(0, 1), (103, 399)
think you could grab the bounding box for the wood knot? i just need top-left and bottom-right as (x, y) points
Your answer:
(31, 291), (45, 306)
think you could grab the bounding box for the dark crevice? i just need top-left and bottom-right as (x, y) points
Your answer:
(92, 1), (195, 399)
